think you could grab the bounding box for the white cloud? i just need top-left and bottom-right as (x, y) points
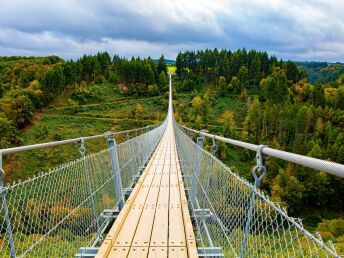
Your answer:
(0, 0), (343, 61)
(0, 29), (206, 59)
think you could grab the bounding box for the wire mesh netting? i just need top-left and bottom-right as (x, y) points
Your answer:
(0, 122), (166, 257)
(174, 121), (340, 258)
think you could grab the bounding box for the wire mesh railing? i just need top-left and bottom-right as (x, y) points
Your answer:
(174, 120), (340, 258)
(0, 121), (166, 257)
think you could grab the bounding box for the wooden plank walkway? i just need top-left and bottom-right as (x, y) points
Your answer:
(96, 112), (198, 258)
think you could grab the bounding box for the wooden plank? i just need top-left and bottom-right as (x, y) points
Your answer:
(107, 247), (130, 258)
(111, 138), (169, 249)
(131, 163), (163, 247)
(175, 145), (199, 258)
(98, 117), (200, 258)
(169, 166), (186, 247)
(95, 140), (162, 257)
(150, 173), (169, 247)
(148, 247), (168, 258)
(169, 247), (188, 258)
(112, 170), (156, 247)
(128, 246), (149, 257)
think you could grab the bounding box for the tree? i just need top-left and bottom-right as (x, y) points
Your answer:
(311, 84), (325, 107)
(228, 76), (241, 94)
(0, 118), (21, 148)
(0, 95), (34, 128)
(217, 76), (227, 96)
(176, 52), (184, 77)
(260, 69), (289, 103)
(40, 67), (65, 104)
(157, 55), (167, 76)
(221, 111), (237, 137)
(336, 86), (344, 109)
(158, 71), (167, 85)
(250, 55), (261, 85)
(238, 65), (249, 94)
(284, 176), (305, 214)
(285, 60), (301, 82)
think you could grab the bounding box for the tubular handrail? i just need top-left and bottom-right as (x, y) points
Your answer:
(181, 125), (344, 178)
(0, 123), (163, 155)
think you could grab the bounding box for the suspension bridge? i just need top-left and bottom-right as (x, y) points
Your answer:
(0, 75), (343, 257)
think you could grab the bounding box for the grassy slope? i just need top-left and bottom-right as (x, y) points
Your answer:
(4, 82), (167, 182)
(173, 86), (253, 179)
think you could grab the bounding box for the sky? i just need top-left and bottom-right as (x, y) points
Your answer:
(0, 0), (343, 62)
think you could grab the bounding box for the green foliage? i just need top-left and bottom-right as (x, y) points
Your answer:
(71, 82), (96, 104)
(0, 117), (21, 148)
(0, 94), (34, 128)
(221, 111), (237, 138)
(175, 49), (344, 241)
(260, 69), (289, 103)
(157, 55), (168, 76)
(317, 219), (344, 239)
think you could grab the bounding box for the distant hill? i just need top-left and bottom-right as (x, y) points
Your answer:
(294, 61), (344, 84)
(153, 59), (176, 65)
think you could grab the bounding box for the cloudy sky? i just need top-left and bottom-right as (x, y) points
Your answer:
(0, 0), (343, 61)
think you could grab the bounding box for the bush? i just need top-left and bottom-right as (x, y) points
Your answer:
(0, 117), (21, 148)
(71, 82), (95, 104)
(0, 95), (34, 128)
(317, 219), (344, 238)
(108, 72), (119, 84)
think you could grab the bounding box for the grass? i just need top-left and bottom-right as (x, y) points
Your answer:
(167, 65), (176, 73)
(4, 82), (167, 182)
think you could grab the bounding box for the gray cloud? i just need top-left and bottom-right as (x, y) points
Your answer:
(0, 0), (343, 61)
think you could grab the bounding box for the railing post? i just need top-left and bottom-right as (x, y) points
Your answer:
(79, 138), (102, 243)
(0, 153), (16, 258)
(191, 134), (204, 205)
(240, 145), (267, 258)
(105, 132), (124, 210)
(205, 136), (218, 195)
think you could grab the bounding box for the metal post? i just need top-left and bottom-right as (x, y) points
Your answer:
(79, 138), (102, 243)
(105, 133), (124, 210)
(205, 137), (218, 195)
(240, 145), (267, 258)
(190, 134), (215, 247)
(191, 135), (204, 205)
(0, 153), (16, 258)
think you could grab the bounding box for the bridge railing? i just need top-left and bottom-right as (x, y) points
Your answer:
(174, 121), (341, 257)
(0, 121), (166, 257)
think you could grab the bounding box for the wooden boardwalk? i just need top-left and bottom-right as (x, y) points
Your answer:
(96, 111), (198, 257)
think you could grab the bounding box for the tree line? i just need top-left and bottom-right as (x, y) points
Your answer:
(0, 53), (168, 148)
(173, 49), (344, 220)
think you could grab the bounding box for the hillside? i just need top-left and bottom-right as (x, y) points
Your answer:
(0, 50), (343, 247)
(295, 61), (344, 85)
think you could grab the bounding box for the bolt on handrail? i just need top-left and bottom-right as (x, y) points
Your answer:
(0, 123), (162, 155)
(181, 125), (344, 178)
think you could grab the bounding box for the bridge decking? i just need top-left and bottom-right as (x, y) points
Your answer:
(96, 114), (198, 257)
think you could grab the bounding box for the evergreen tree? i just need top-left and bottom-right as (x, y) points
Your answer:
(260, 69), (289, 103)
(157, 55), (167, 76)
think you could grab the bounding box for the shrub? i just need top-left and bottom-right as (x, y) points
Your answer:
(0, 95), (34, 128)
(0, 117), (21, 148)
(317, 219), (344, 238)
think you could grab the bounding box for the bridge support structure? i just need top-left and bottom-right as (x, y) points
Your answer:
(0, 154), (16, 258)
(105, 132), (124, 211)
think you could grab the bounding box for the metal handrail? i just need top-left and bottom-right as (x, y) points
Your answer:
(0, 123), (163, 155)
(181, 125), (344, 178)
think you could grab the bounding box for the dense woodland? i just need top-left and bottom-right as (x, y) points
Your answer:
(172, 49), (344, 244)
(0, 53), (168, 149)
(0, 50), (343, 246)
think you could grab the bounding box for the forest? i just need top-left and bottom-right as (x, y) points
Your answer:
(0, 49), (343, 246)
(0, 53), (168, 149)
